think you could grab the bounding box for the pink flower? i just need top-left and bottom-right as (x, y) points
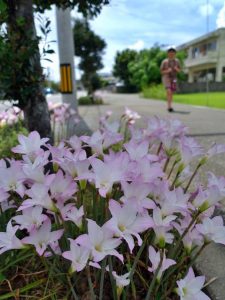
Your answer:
(0, 221), (25, 254)
(12, 131), (49, 158)
(50, 170), (77, 202)
(196, 216), (225, 245)
(61, 204), (84, 227)
(120, 181), (156, 212)
(148, 246), (176, 280)
(106, 200), (153, 252)
(76, 219), (123, 263)
(207, 143), (225, 157)
(89, 154), (129, 197)
(22, 218), (63, 256)
(131, 157), (164, 183)
(13, 206), (48, 232)
(62, 239), (90, 272)
(124, 139), (149, 161)
(176, 268), (210, 300)
(123, 107), (141, 124)
(0, 161), (25, 197)
(160, 187), (189, 216)
(18, 183), (55, 211)
(178, 136), (203, 164)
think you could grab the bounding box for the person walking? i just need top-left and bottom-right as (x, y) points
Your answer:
(160, 46), (181, 112)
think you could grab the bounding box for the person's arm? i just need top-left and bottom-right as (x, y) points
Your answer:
(174, 60), (181, 73)
(160, 60), (172, 75)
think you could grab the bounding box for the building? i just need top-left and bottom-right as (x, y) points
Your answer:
(177, 28), (225, 83)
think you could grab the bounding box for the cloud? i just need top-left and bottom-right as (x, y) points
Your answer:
(128, 40), (145, 51)
(199, 3), (214, 17)
(216, 1), (225, 28)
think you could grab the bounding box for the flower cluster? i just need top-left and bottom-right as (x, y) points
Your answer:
(0, 106), (23, 127)
(0, 108), (224, 299)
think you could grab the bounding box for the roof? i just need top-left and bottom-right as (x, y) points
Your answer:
(177, 28), (225, 50)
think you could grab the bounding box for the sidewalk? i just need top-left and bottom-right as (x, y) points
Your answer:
(49, 92), (225, 299)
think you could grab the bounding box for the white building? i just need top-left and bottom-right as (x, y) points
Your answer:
(177, 28), (225, 83)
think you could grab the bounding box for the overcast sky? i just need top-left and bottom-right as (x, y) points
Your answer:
(36, 0), (225, 81)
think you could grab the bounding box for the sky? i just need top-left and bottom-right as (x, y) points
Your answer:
(36, 0), (225, 81)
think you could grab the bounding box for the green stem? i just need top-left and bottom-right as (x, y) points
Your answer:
(99, 258), (107, 300)
(157, 142), (162, 155)
(86, 266), (96, 300)
(109, 257), (118, 300)
(184, 162), (202, 193)
(185, 242), (209, 272)
(163, 157), (170, 173)
(167, 160), (177, 180)
(67, 275), (79, 300)
(169, 213), (200, 259)
(145, 249), (163, 300)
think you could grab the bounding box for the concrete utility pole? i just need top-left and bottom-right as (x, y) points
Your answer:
(56, 7), (77, 110)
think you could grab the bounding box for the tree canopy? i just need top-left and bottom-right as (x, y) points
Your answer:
(113, 46), (187, 92)
(34, 0), (109, 16)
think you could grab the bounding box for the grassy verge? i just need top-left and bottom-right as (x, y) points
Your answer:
(142, 84), (225, 109)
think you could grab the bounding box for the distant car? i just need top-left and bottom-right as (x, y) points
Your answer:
(44, 87), (55, 95)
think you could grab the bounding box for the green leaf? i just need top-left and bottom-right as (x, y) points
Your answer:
(0, 279), (45, 300)
(0, 273), (6, 283)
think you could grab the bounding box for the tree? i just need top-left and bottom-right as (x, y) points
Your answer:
(128, 47), (166, 90)
(113, 49), (138, 92)
(73, 18), (106, 98)
(0, 0), (109, 140)
(128, 46), (187, 90)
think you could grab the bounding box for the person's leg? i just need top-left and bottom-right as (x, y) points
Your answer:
(166, 88), (173, 110)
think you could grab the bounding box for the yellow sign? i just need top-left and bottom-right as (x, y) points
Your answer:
(60, 64), (73, 94)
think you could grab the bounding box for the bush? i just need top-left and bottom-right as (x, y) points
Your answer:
(142, 84), (166, 100)
(78, 95), (104, 105)
(0, 121), (28, 158)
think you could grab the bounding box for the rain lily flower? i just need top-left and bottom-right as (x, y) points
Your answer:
(120, 181), (156, 212)
(61, 204), (84, 228)
(148, 246), (176, 280)
(106, 200), (153, 252)
(112, 271), (130, 297)
(0, 161), (25, 197)
(62, 239), (90, 273)
(176, 268), (210, 300)
(22, 219), (63, 256)
(0, 221), (25, 254)
(18, 183), (56, 211)
(12, 131), (49, 160)
(76, 219), (123, 263)
(196, 216), (225, 245)
(49, 170), (77, 202)
(88, 154), (129, 197)
(124, 139), (149, 161)
(13, 206), (48, 232)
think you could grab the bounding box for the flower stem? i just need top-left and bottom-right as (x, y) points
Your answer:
(145, 249), (163, 300)
(99, 258), (107, 300)
(67, 275), (79, 300)
(86, 265), (96, 300)
(109, 256), (118, 300)
(184, 162), (202, 193)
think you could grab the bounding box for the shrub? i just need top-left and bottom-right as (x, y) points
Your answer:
(0, 109), (27, 158)
(0, 108), (224, 299)
(142, 84), (166, 100)
(78, 95), (104, 105)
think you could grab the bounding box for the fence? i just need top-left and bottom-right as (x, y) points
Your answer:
(177, 82), (225, 93)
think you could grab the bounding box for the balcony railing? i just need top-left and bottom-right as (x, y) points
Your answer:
(185, 51), (218, 67)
